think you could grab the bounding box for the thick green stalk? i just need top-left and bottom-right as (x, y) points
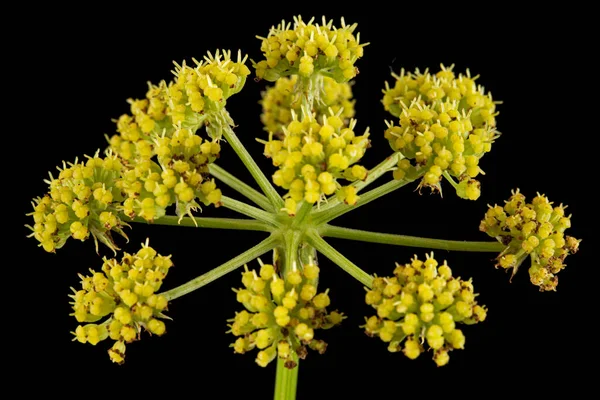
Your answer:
(160, 235), (279, 300)
(321, 225), (505, 252)
(222, 124), (284, 209)
(209, 163), (273, 211)
(306, 231), (373, 288)
(274, 355), (299, 400)
(221, 196), (280, 226)
(126, 215), (272, 232)
(313, 174), (421, 225)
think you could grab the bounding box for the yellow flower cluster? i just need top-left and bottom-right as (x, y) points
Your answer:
(168, 50), (250, 130)
(70, 241), (172, 364)
(480, 189), (580, 291)
(261, 112), (370, 213)
(119, 127), (222, 222)
(108, 50), (250, 164)
(27, 153), (126, 253)
(364, 254), (487, 366)
(230, 260), (344, 368)
(105, 51), (250, 221)
(108, 83), (170, 165)
(383, 65), (500, 200)
(261, 75), (355, 137)
(254, 16), (366, 82)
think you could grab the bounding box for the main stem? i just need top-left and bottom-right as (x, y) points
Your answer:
(222, 124), (284, 209)
(271, 76), (317, 400)
(321, 225), (505, 252)
(274, 354), (299, 400)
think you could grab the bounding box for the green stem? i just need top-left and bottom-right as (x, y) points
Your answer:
(298, 242), (318, 269)
(313, 174), (421, 225)
(306, 231), (373, 288)
(298, 73), (322, 116)
(209, 164), (273, 211)
(442, 171), (459, 189)
(221, 196), (280, 226)
(160, 235), (279, 300)
(316, 152), (401, 214)
(321, 225), (505, 252)
(353, 152), (402, 193)
(274, 354), (299, 400)
(222, 124), (284, 209)
(126, 215), (272, 232)
(291, 201), (313, 228)
(284, 230), (303, 275)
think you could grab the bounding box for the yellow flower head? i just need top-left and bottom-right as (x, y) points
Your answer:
(383, 65), (500, 200)
(261, 75), (355, 138)
(106, 51), (247, 221)
(261, 109), (369, 212)
(107, 82), (169, 165)
(69, 239), (172, 364)
(27, 152), (127, 254)
(230, 259), (344, 368)
(480, 189), (580, 291)
(363, 253), (487, 366)
(254, 16), (366, 83)
(118, 126), (222, 223)
(169, 50), (250, 129)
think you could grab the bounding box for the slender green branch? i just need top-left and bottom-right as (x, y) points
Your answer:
(126, 215), (273, 232)
(160, 235), (279, 300)
(306, 231), (373, 288)
(353, 152), (402, 193)
(313, 173), (422, 225)
(442, 171), (459, 189)
(291, 201), (313, 228)
(221, 196), (280, 226)
(315, 152), (402, 214)
(321, 225), (505, 252)
(222, 124), (284, 209)
(299, 75), (315, 117)
(274, 354), (299, 400)
(209, 163), (273, 211)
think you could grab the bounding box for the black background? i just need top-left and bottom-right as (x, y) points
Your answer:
(15, 6), (594, 398)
